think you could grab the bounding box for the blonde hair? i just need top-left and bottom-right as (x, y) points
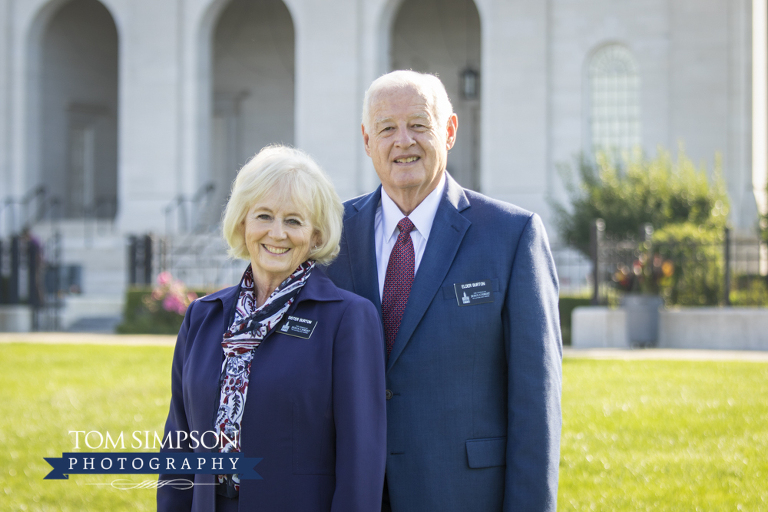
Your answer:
(222, 145), (343, 265)
(362, 70), (454, 132)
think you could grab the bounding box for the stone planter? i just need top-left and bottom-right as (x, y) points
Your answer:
(623, 294), (664, 347)
(0, 305), (32, 332)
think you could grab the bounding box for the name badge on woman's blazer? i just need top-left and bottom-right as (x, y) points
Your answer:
(278, 316), (317, 339)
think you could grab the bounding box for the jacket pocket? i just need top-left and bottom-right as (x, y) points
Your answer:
(466, 437), (506, 469)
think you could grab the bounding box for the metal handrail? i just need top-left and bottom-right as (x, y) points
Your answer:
(190, 182), (215, 233)
(82, 196), (117, 246)
(164, 196), (186, 235)
(2, 185), (47, 236)
(21, 185), (46, 230)
(163, 182), (216, 235)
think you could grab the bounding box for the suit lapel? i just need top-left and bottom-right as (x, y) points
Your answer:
(386, 175), (471, 372)
(344, 188), (382, 315)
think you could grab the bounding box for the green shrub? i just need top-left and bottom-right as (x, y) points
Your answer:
(761, 183), (768, 246)
(554, 147), (729, 256)
(730, 277), (768, 306)
(116, 286), (210, 335)
(652, 223), (724, 306)
(116, 287), (185, 334)
(117, 272), (210, 334)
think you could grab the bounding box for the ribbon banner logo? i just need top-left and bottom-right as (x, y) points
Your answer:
(44, 453), (263, 480)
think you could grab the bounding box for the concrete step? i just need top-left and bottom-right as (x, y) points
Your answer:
(66, 316), (122, 333)
(60, 295), (124, 330)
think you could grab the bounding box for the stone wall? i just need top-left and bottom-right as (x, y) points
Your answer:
(573, 306), (768, 350)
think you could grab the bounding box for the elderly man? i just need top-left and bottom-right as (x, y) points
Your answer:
(325, 70), (562, 511)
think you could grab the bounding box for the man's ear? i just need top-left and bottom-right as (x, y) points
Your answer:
(445, 113), (458, 150)
(362, 124), (372, 157)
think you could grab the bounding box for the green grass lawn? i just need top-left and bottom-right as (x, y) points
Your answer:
(559, 359), (768, 511)
(1, 343), (767, 511)
(0, 343), (174, 512)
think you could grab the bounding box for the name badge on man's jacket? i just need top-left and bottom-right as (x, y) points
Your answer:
(453, 280), (494, 306)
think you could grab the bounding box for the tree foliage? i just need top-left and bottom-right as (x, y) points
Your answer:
(553, 147), (729, 256)
(761, 188), (768, 246)
(651, 222), (724, 306)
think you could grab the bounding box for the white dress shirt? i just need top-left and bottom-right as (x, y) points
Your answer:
(374, 173), (446, 300)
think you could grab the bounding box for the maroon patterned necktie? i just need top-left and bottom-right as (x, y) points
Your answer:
(382, 217), (415, 355)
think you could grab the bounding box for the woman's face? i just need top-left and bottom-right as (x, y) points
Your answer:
(244, 191), (318, 286)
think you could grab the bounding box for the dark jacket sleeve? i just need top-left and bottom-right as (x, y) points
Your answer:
(157, 301), (195, 512)
(330, 297), (387, 512)
(502, 213), (563, 512)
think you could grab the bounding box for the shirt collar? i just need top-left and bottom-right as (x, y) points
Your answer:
(380, 172), (446, 242)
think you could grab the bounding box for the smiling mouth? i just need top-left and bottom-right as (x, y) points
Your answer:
(394, 156), (420, 164)
(262, 244), (290, 255)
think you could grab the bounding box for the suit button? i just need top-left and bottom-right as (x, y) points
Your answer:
(385, 389), (393, 400)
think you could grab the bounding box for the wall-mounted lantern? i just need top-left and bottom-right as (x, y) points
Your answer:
(460, 67), (479, 100)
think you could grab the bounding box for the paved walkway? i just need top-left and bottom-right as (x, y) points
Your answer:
(564, 347), (768, 362)
(0, 332), (176, 346)
(2, 333), (768, 361)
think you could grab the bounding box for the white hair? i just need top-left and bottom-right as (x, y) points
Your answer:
(222, 145), (343, 265)
(362, 70), (454, 132)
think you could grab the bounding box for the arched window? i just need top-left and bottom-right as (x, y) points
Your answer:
(589, 44), (641, 153)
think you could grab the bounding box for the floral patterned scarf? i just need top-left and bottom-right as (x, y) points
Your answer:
(215, 261), (314, 496)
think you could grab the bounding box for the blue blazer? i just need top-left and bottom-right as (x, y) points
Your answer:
(325, 174), (562, 512)
(157, 269), (387, 512)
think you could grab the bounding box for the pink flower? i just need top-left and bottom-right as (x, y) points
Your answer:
(157, 271), (172, 286)
(163, 294), (182, 314)
(148, 272), (195, 315)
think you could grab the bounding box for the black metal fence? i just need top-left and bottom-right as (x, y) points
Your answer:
(0, 231), (69, 330)
(127, 234), (157, 286)
(127, 231), (242, 290)
(551, 221), (768, 307)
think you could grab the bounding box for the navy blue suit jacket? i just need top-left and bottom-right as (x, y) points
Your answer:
(325, 174), (562, 511)
(157, 269), (387, 512)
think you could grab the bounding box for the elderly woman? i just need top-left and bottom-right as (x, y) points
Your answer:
(157, 145), (386, 512)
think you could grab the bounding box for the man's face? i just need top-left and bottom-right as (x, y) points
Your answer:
(362, 85), (457, 201)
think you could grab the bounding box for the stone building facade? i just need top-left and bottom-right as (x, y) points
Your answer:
(0, 0), (764, 324)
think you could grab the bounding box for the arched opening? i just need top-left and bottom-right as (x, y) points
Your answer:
(390, 0), (481, 191)
(208, 0), (295, 217)
(37, 0), (119, 220)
